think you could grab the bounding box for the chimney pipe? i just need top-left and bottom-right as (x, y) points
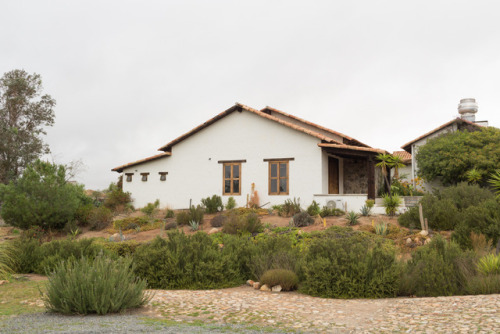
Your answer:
(458, 98), (478, 122)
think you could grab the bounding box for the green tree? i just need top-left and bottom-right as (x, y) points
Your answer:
(0, 160), (83, 230)
(0, 70), (55, 184)
(416, 127), (500, 186)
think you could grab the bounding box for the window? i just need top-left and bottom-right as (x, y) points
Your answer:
(159, 172), (168, 181)
(125, 173), (134, 182)
(223, 163), (241, 195)
(268, 161), (289, 195)
(141, 173), (149, 181)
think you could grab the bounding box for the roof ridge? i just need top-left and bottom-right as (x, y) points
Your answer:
(261, 106), (370, 148)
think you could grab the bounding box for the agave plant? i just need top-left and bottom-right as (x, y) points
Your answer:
(189, 220), (200, 231)
(374, 221), (388, 236)
(477, 253), (500, 276)
(360, 205), (371, 216)
(466, 168), (483, 185)
(345, 211), (360, 226)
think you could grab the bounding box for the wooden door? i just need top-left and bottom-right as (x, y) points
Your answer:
(328, 157), (339, 194)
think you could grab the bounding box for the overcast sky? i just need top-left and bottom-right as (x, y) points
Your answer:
(1, 0), (499, 190)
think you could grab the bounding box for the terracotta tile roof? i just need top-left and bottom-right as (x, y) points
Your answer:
(392, 150), (412, 164)
(318, 143), (387, 154)
(158, 103), (348, 152)
(401, 118), (482, 152)
(111, 152), (171, 173)
(261, 106), (370, 147)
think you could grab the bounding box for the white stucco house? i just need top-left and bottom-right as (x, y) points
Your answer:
(112, 103), (386, 211)
(400, 98), (487, 191)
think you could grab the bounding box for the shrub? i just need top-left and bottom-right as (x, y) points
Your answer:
(113, 216), (150, 230)
(260, 269), (299, 291)
(278, 198), (301, 217)
(0, 241), (15, 280)
(383, 194), (401, 216)
(133, 233), (248, 289)
(63, 220), (80, 236)
(399, 236), (474, 297)
(103, 183), (132, 212)
(477, 254), (500, 275)
(0, 160), (84, 230)
(201, 195), (223, 214)
(210, 214), (226, 227)
(465, 274), (500, 295)
(88, 206), (113, 231)
(165, 221), (177, 230)
(222, 213), (263, 235)
(301, 228), (399, 298)
(345, 211), (360, 225)
(306, 201), (321, 216)
(226, 197), (236, 210)
(291, 212), (314, 227)
(320, 206), (344, 217)
(41, 254), (151, 315)
(141, 199), (160, 217)
(176, 211), (190, 226)
(365, 199), (375, 208)
(165, 209), (175, 219)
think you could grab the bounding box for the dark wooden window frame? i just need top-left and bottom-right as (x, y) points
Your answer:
(125, 173), (134, 182)
(267, 159), (291, 195)
(159, 172), (168, 181)
(222, 162), (242, 196)
(140, 172), (149, 182)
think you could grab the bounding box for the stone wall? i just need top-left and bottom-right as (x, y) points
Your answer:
(343, 158), (368, 194)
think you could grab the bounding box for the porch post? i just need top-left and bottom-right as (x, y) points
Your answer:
(367, 156), (375, 199)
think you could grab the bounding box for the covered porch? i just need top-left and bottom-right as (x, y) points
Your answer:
(314, 143), (385, 212)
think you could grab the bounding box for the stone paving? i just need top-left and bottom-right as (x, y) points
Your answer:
(148, 286), (500, 333)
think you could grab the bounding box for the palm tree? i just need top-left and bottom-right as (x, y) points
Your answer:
(391, 155), (406, 179)
(375, 153), (393, 196)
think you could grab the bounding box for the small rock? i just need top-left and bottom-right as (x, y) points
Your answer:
(420, 230), (429, 236)
(253, 282), (260, 290)
(271, 285), (282, 292)
(208, 228), (219, 234)
(424, 238), (431, 245)
(246, 280), (254, 286)
(111, 233), (121, 241)
(406, 237), (412, 245)
(260, 284), (271, 291)
(0, 280), (8, 285)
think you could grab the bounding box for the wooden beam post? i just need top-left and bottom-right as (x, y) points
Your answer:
(367, 156), (375, 199)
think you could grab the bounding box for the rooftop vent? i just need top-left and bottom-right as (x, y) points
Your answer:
(458, 98), (478, 122)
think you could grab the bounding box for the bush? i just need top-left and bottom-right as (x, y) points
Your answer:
(113, 216), (150, 230)
(103, 183), (132, 212)
(260, 269), (299, 291)
(88, 206), (113, 231)
(306, 201), (321, 216)
(12, 237), (109, 274)
(165, 221), (177, 230)
(278, 198), (301, 217)
(399, 236), (474, 297)
(345, 211), (360, 225)
(201, 195), (223, 214)
(465, 274), (500, 295)
(300, 228), (399, 298)
(133, 233), (249, 289)
(41, 254), (151, 315)
(291, 212), (314, 227)
(141, 199), (160, 217)
(383, 194), (401, 216)
(226, 197), (236, 210)
(222, 212), (263, 235)
(165, 209), (175, 218)
(176, 205), (204, 225)
(320, 206), (344, 217)
(0, 160), (85, 230)
(210, 214), (226, 227)
(374, 221), (388, 235)
(0, 241), (15, 280)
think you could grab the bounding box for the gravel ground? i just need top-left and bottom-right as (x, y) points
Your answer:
(0, 313), (289, 334)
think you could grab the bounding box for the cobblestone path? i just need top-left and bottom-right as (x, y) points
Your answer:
(148, 286), (500, 333)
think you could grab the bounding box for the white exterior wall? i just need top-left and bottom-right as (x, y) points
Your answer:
(410, 123), (458, 192)
(121, 111), (323, 209)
